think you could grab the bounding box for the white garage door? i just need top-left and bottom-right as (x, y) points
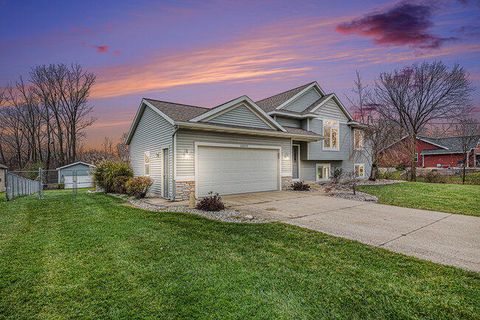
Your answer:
(197, 146), (279, 197)
(64, 175), (94, 189)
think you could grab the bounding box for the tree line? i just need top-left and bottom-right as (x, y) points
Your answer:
(0, 64), (96, 171)
(348, 61), (478, 181)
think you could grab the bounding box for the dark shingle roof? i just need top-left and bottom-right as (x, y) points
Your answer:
(283, 126), (321, 136)
(255, 82), (314, 112)
(419, 135), (480, 154)
(144, 98), (209, 121)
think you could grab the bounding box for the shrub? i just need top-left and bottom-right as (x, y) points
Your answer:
(196, 192), (225, 211)
(93, 161), (133, 193)
(395, 164), (406, 171)
(291, 181), (311, 191)
(125, 176), (153, 198)
(112, 176), (130, 194)
(423, 171), (446, 184)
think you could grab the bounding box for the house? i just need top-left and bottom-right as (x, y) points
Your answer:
(380, 135), (480, 168)
(56, 161), (96, 189)
(0, 164), (7, 192)
(126, 81), (370, 200)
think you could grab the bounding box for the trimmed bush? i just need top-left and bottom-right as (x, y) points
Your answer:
(291, 181), (311, 191)
(196, 192), (225, 211)
(125, 176), (153, 198)
(112, 176), (130, 194)
(93, 161), (133, 193)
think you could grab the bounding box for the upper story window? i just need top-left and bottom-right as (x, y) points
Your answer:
(353, 129), (364, 150)
(323, 119), (339, 151)
(144, 151), (150, 176)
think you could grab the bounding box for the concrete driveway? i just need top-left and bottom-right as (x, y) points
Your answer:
(223, 191), (480, 272)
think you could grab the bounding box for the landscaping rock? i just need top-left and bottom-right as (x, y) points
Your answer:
(127, 197), (266, 224)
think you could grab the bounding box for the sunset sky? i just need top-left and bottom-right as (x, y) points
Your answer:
(1, 0), (480, 147)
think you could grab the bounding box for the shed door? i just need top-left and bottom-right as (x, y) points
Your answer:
(197, 146), (279, 197)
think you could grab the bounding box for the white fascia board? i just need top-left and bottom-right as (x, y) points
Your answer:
(275, 82), (325, 110)
(190, 95), (286, 132)
(126, 99), (176, 145)
(56, 161), (96, 170)
(268, 111), (317, 119)
(176, 121), (320, 141)
(417, 137), (449, 150)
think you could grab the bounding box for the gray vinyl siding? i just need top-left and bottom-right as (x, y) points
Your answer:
(207, 104), (272, 130)
(275, 116), (301, 128)
(176, 129), (292, 178)
(307, 119), (351, 161)
(314, 99), (349, 121)
(128, 106), (175, 197)
(299, 160), (343, 181)
(283, 88), (322, 112)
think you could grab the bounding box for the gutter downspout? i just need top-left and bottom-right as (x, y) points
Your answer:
(171, 125), (179, 201)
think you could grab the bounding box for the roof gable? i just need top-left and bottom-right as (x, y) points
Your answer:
(282, 86), (323, 113)
(309, 94), (352, 121)
(190, 96), (286, 132)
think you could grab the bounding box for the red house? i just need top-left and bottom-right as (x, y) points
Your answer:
(380, 135), (480, 168)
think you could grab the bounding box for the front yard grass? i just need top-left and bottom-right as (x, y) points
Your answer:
(358, 182), (480, 217)
(0, 191), (479, 319)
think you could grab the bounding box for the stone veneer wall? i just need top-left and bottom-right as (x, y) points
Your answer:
(281, 176), (292, 190)
(175, 180), (195, 201)
(175, 176), (292, 200)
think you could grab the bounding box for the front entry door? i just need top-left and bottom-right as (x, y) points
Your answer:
(292, 145), (299, 179)
(163, 149), (169, 198)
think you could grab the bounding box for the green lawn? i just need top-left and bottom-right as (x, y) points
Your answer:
(0, 191), (479, 319)
(358, 182), (480, 217)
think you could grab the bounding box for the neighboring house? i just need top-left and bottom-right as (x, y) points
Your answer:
(0, 164), (7, 192)
(57, 162), (96, 189)
(126, 81), (370, 200)
(380, 135), (480, 168)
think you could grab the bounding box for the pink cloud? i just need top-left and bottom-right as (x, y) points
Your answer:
(94, 45), (109, 53)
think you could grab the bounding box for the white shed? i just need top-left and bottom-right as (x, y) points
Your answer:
(56, 161), (96, 189)
(0, 164), (7, 192)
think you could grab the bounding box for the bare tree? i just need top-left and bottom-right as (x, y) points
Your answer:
(454, 117), (480, 183)
(29, 63), (96, 165)
(116, 132), (129, 162)
(374, 61), (473, 181)
(347, 71), (401, 180)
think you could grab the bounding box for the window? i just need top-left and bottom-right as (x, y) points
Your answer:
(144, 151), (150, 176)
(316, 163), (331, 181)
(323, 120), (339, 150)
(353, 129), (364, 150)
(354, 164), (365, 178)
(414, 153), (419, 162)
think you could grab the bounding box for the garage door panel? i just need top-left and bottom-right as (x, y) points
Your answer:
(197, 146), (279, 196)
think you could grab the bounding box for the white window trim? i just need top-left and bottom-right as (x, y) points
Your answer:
(292, 143), (301, 181)
(353, 129), (364, 150)
(354, 163), (365, 178)
(144, 151), (151, 176)
(322, 119), (340, 151)
(315, 163), (331, 182)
